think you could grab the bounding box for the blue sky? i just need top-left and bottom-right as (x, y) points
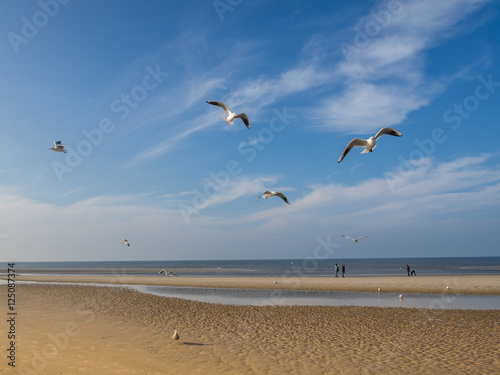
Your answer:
(0, 0), (499, 261)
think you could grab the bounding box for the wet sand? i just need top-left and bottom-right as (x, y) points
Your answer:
(2, 276), (499, 374)
(10, 273), (500, 295)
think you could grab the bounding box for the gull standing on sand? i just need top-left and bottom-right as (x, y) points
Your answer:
(256, 191), (290, 204)
(206, 101), (250, 129)
(338, 127), (402, 163)
(50, 140), (67, 153)
(342, 235), (369, 243)
(159, 269), (178, 277)
(122, 239), (130, 247)
(172, 330), (179, 340)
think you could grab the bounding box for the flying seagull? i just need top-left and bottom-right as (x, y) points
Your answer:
(342, 235), (369, 243)
(159, 269), (178, 277)
(206, 101), (250, 129)
(50, 141), (67, 153)
(172, 330), (179, 340)
(256, 191), (290, 204)
(122, 239), (130, 247)
(338, 127), (402, 163)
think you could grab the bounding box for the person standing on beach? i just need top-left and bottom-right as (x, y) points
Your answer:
(335, 263), (339, 278)
(406, 264), (410, 276)
(342, 264), (345, 278)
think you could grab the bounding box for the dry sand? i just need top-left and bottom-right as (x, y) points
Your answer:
(1, 277), (499, 374)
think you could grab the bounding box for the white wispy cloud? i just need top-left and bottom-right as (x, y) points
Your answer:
(1, 155), (498, 261)
(128, 113), (218, 164)
(226, 155), (500, 230)
(130, 0), (492, 162)
(315, 0), (492, 133)
(316, 83), (432, 132)
(194, 175), (284, 210)
(126, 33), (335, 164)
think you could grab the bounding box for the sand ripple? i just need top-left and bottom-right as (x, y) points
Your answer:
(8, 284), (500, 374)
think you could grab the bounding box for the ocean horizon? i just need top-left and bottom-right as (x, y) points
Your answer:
(5, 256), (500, 277)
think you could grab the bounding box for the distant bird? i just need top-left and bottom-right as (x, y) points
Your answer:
(274, 281), (278, 284)
(172, 330), (179, 340)
(256, 191), (290, 204)
(338, 127), (402, 163)
(206, 101), (250, 129)
(159, 269), (178, 277)
(377, 287), (382, 293)
(122, 239), (130, 247)
(342, 235), (369, 243)
(399, 294), (404, 300)
(50, 140), (67, 153)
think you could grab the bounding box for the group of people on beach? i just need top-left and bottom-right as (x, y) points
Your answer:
(406, 264), (416, 276)
(334, 263), (345, 278)
(332, 263), (416, 277)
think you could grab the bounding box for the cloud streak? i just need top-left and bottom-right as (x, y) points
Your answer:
(1, 154), (499, 261)
(315, 0), (492, 133)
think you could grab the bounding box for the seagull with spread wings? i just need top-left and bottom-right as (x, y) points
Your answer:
(256, 191), (290, 204)
(206, 100), (250, 129)
(338, 127), (402, 163)
(50, 141), (67, 153)
(159, 269), (178, 277)
(342, 235), (369, 243)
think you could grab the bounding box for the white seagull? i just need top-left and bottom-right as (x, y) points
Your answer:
(399, 294), (404, 300)
(256, 191), (290, 204)
(122, 239), (130, 247)
(172, 330), (179, 340)
(338, 127), (402, 163)
(206, 101), (250, 129)
(342, 235), (369, 243)
(159, 269), (178, 277)
(50, 140), (67, 153)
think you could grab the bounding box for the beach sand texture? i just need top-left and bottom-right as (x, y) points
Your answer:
(3, 281), (499, 374)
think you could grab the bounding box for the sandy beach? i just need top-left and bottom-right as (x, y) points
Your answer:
(1, 275), (499, 374)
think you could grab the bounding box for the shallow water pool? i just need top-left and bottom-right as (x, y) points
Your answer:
(130, 285), (500, 310)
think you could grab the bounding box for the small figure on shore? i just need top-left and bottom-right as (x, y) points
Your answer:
(342, 264), (345, 278)
(335, 263), (339, 278)
(406, 264), (410, 277)
(399, 294), (404, 301)
(172, 330), (179, 340)
(411, 270), (416, 276)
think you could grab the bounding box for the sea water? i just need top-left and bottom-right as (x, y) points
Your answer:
(6, 256), (500, 277)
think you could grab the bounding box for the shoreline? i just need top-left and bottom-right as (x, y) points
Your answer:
(3, 273), (500, 295)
